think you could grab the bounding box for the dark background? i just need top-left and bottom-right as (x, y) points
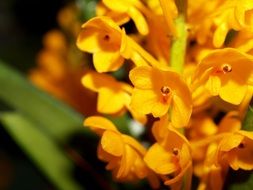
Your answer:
(0, 0), (72, 189)
(0, 0), (70, 72)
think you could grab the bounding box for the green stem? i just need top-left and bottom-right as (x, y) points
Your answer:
(170, 0), (188, 73)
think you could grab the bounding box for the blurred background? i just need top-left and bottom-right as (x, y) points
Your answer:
(0, 0), (101, 189)
(0, 0), (67, 72)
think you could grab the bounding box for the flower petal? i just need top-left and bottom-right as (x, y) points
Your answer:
(76, 28), (102, 53)
(84, 116), (118, 135)
(97, 87), (129, 114)
(130, 89), (158, 115)
(219, 133), (243, 151)
(116, 145), (135, 179)
(144, 143), (178, 175)
(171, 94), (192, 128)
(128, 6), (149, 35)
(101, 130), (124, 156)
(219, 73), (247, 105)
(81, 72), (115, 92)
(213, 23), (229, 48)
(205, 75), (221, 96)
(93, 51), (124, 73)
(129, 66), (155, 89)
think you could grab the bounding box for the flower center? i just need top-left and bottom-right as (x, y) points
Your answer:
(221, 64), (232, 73)
(213, 63), (232, 75)
(161, 86), (170, 95)
(160, 86), (171, 103)
(238, 142), (245, 149)
(172, 148), (179, 156)
(103, 34), (110, 41)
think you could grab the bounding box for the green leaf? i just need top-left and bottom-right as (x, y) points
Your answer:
(0, 61), (91, 142)
(0, 112), (82, 190)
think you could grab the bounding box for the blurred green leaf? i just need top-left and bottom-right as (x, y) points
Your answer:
(0, 112), (82, 190)
(0, 61), (91, 142)
(77, 0), (98, 21)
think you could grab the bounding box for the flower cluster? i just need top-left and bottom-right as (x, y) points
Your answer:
(75, 0), (253, 189)
(29, 4), (97, 116)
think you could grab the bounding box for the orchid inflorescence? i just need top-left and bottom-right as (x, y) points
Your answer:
(74, 0), (253, 189)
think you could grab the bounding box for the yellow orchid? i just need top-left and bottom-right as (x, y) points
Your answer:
(189, 112), (242, 190)
(101, 0), (149, 35)
(84, 116), (159, 188)
(197, 144), (226, 190)
(47, 0), (253, 188)
(82, 71), (146, 123)
(188, 0), (253, 47)
(144, 117), (192, 189)
(77, 16), (163, 72)
(129, 66), (192, 127)
(215, 130), (253, 170)
(193, 48), (253, 105)
(76, 16), (125, 73)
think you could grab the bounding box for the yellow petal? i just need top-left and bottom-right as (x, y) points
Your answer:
(97, 87), (129, 114)
(163, 126), (190, 149)
(151, 100), (170, 118)
(171, 94), (192, 127)
(84, 116), (118, 135)
(101, 130), (124, 156)
(179, 144), (192, 167)
(128, 106), (147, 124)
(93, 51), (124, 73)
(219, 73), (248, 105)
(119, 28), (133, 59)
(219, 133), (243, 151)
(133, 156), (148, 179)
(237, 130), (253, 140)
(122, 134), (146, 155)
(116, 145), (135, 179)
(102, 0), (128, 12)
(76, 28), (102, 53)
(144, 143), (178, 175)
(205, 75), (221, 96)
(130, 89), (158, 115)
(128, 6), (149, 35)
(81, 72), (115, 92)
(129, 66), (155, 89)
(218, 111), (241, 133)
(97, 143), (119, 170)
(213, 23), (229, 48)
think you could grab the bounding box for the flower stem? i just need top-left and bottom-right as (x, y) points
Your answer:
(170, 0), (188, 73)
